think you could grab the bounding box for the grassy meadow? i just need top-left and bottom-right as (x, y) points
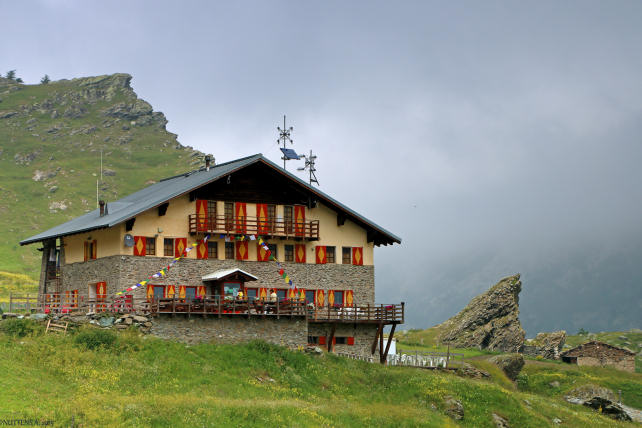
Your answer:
(0, 321), (640, 427)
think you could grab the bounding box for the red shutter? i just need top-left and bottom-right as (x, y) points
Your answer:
(352, 247), (363, 265)
(298, 288), (306, 301)
(236, 241), (249, 260)
(332, 337), (336, 345)
(91, 240), (97, 259)
(287, 288), (296, 299)
(72, 290), (78, 308)
(294, 205), (306, 237)
(319, 336), (327, 345)
(315, 289), (325, 306)
(256, 203), (268, 233)
(197, 240), (208, 259)
(315, 246), (327, 264)
(257, 243), (268, 262)
(174, 238), (187, 258)
(295, 244), (306, 263)
(147, 284), (154, 300)
(235, 202), (247, 233)
(166, 285), (175, 298)
(345, 290), (354, 307)
(259, 288), (268, 300)
(134, 236), (146, 256)
(96, 281), (107, 299)
(197, 286), (207, 297)
(84, 241), (88, 261)
(196, 199), (208, 231)
(328, 290), (335, 306)
(179, 285), (186, 299)
(347, 337), (355, 346)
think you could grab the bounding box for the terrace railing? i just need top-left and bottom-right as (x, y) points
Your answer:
(188, 214), (320, 240)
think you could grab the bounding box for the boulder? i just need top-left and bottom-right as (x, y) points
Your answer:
(124, 317), (133, 325)
(492, 413), (510, 428)
(132, 315), (147, 323)
(490, 354), (524, 381)
(583, 397), (631, 421)
(444, 396), (464, 420)
(98, 317), (115, 327)
(436, 274), (525, 352)
(29, 314), (48, 321)
(457, 363), (490, 379)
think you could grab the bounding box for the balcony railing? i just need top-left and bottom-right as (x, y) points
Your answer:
(188, 214), (319, 240)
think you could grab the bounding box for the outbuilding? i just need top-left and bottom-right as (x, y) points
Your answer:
(560, 341), (635, 372)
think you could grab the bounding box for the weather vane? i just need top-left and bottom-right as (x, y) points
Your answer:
(297, 150), (319, 186)
(277, 115), (295, 170)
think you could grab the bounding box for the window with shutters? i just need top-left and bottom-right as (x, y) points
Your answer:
(207, 200), (217, 220)
(305, 290), (315, 304)
(267, 204), (276, 232)
(342, 247), (351, 264)
(335, 337), (347, 345)
(145, 237), (156, 255)
(284, 205), (293, 234)
(207, 241), (218, 258)
(268, 244), (277, 260)
(164, 238), (174, 256)
(224, 202), (234, 230)
(326, 246), (336, 263)
(284, 245), (294, 262)
(225, 242), (234, 260)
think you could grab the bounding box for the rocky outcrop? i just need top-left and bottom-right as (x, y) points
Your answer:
(436, 274), (525, 352)
(565, 384), (633, 422)
(490, 354), (524, 381)
(522, 331), (566, 359)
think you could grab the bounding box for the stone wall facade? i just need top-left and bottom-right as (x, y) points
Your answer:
(150, 316), (307, 348)
(576, 356), (635, 373)
(308, 322), (380, 358)
(60, 255), (375, 304)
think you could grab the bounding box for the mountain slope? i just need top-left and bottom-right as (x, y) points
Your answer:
(0, 74), (206, 280)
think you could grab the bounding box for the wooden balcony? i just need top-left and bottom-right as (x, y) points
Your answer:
(188, 214), (319, 240)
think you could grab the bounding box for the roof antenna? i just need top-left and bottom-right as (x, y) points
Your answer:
(277, 115), (297, 170)
(297, 150), (319, 186)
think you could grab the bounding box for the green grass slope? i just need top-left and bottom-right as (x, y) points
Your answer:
(0, 74), (206, 281)
(0, 324), (639, 427)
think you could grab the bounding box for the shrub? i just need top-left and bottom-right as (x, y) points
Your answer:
(516, 373), (530, 390)
(0, 318), (43, 337)
(74, 328), (117, 350)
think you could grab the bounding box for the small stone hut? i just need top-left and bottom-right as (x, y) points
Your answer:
(560, 341), (635, 373)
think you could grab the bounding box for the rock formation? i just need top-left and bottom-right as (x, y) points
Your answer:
(522, 331), (566, 360)
(436, 274), (525, 352)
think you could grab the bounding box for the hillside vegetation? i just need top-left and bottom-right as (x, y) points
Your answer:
(0, 323), (640, 427)
(0, 74), (205, 281)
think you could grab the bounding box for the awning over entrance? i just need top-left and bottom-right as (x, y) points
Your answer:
(201, 268), (258, 283)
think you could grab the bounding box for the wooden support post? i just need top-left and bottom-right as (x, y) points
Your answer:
(382, 323), (396, 364)
(379, 324), (384, 362)
(218, 297), (222, 319)
(371, 322), (384, 355)
(276, 298), (280, 319)
(328, 324), (336, 352)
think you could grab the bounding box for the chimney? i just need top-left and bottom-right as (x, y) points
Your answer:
(99, 200), (106, 217)
(205, 155), (211, 171)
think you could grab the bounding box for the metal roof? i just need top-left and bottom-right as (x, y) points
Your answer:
(20, 153), (401, 246)
(202, 268), (258, 282)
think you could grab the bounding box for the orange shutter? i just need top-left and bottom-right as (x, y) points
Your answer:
(287, 288), (296, 299)
(197, 240), (208, 259)
(235, 202), (247, 233)
(65, 290), (70, 306)
(92, 240), (97, 259)
(84, 241), (88, 261)
(196, 199), (208, 231)
(72, 290), (78, 308)
(345, 290), (354, 307)
(174, 238), (187, 258)
(256, 203), (268, 233)
(294, 205), (306, 237)
(179, 285), (186, 299)
(259, 288), (268, 300)
(328, 290), (335, 306)
(352, 247), (363, 266)
(147, 284), (154, 299)
(295, 244), (306, 263)
(257, 243), (269, 262)
(298, 288), (306, 301)
(166, 285), (175, 298)
(315, 246), (327, 264)
(316, 289), (325, 306)
(236, 241), (249, 260)
(347, 337), (355, 346)
(319, 336), (327, 345)
(96, 281), (107, 299)
(134, 236), (146, 256)
(197, 286), (207, 297)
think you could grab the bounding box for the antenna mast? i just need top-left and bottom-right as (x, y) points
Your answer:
(297, 150), (319, 186)
(277, 115), (294, 169)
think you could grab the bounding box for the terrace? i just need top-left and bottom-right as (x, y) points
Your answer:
(188, 214), (320, 240)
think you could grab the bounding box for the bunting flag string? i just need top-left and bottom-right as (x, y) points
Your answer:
(115, 234), (210, 296)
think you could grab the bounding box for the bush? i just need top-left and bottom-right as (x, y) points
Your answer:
(74, 328), (117, 350)
(0, 318), (43, 337)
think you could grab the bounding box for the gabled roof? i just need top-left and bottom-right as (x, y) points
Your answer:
(202, 268), (258, 282)
(21, 154), (401, 246)
(560, 340), (635, 357)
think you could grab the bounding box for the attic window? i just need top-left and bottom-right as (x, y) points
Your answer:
(158, 203), (169, 217)
(125, 218), (135, 232)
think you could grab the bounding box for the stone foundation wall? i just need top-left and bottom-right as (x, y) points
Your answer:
(60, 256), (374, 304)
(150, 316), (307, 348)
(577, 356), (635, 373)
(308, 323), (380, 358)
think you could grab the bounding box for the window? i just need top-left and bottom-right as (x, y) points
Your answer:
(276, 289), (286, 300)
(335, 337), (347, 345)
(153, 285), (165, 299)
(164, 238), (174, 256)
(246, 288), (258, 300)
(207, 200), (217, 221)
(84, 240), (97, 261)
(334, 290), (344, 306)
(267, 204), (276, 232)
(342, 247), (351, 264)
(326, 246), (336, 263)
(305, 290), (315, 304)
(268, 244), (277, 260)
(207, 241), (218, 259)
(284, 205), (293, 234)
(308, 336), (320, 344)
(224, 202), (234, 230)
(145, 237), (156, 255)
(225, 242), (234, 260)
(185, 286), (197, 300)
(284, 245), (294, 262)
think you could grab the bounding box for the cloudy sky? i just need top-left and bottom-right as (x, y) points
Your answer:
(4, 1), (641, 334)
